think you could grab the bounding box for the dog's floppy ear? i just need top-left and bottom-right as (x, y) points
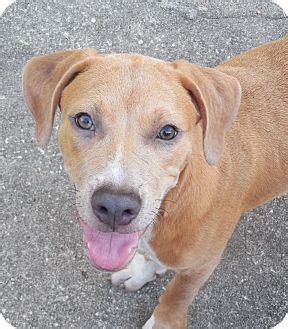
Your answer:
(22, 48), (98, 146)
(173, 60), (241, 165)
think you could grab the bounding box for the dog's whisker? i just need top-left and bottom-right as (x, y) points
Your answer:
(156, 198), (177, 204)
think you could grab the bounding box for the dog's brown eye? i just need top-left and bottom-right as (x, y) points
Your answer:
(157, 125), (178, 141)
(75, 113), (94, 130)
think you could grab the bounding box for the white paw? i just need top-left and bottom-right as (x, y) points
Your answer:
(111, 253), (166, 291)
(143, 315), (155, 329)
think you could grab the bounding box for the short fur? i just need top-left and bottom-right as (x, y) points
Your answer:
(23, 37), (288, 328)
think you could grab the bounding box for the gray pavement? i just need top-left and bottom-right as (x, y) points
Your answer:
(1, 0), (287, 328)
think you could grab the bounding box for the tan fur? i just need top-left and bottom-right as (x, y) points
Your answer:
(23, 36), (288, 328)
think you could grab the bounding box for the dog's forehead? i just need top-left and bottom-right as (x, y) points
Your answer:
(62, 53), (179, 114)
(103, 52), (167, 65)
(87, 53), (173, 88)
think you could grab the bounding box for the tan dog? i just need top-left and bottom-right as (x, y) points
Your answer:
(23, 36), (288, 328)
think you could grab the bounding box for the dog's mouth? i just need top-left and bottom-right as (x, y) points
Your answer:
(78, 217), (144, 272)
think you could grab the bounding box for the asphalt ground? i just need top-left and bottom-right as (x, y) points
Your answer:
(1, 0), (287, 328)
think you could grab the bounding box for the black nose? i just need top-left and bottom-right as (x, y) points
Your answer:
(91, 188), (141, 230)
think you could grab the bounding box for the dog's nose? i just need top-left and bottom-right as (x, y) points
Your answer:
(91, 188), (141, 230)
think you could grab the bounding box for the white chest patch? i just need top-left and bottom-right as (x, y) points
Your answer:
(111, 226), (167, 291)
(138, 229), (167, 269)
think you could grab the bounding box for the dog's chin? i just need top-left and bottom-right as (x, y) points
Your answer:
(78, 216), (146, 272)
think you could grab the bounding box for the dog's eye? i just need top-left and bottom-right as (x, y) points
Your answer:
(157, 125), (178, 141)
(74, 113), (94, 130)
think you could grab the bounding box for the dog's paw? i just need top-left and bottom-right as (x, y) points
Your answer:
(111, 253), (166, 291)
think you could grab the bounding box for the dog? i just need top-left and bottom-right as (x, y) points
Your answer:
(22, 36), (288, 328)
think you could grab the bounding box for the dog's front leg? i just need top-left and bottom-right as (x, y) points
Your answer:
(143, 261), (218, 329)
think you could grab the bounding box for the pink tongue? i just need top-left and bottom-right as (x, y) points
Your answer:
(80, 221), (140, 271)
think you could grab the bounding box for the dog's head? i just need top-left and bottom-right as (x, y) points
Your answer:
(23, 49), (241, 271)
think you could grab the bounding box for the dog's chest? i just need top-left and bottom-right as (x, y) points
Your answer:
(138, 228), (168, 268)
